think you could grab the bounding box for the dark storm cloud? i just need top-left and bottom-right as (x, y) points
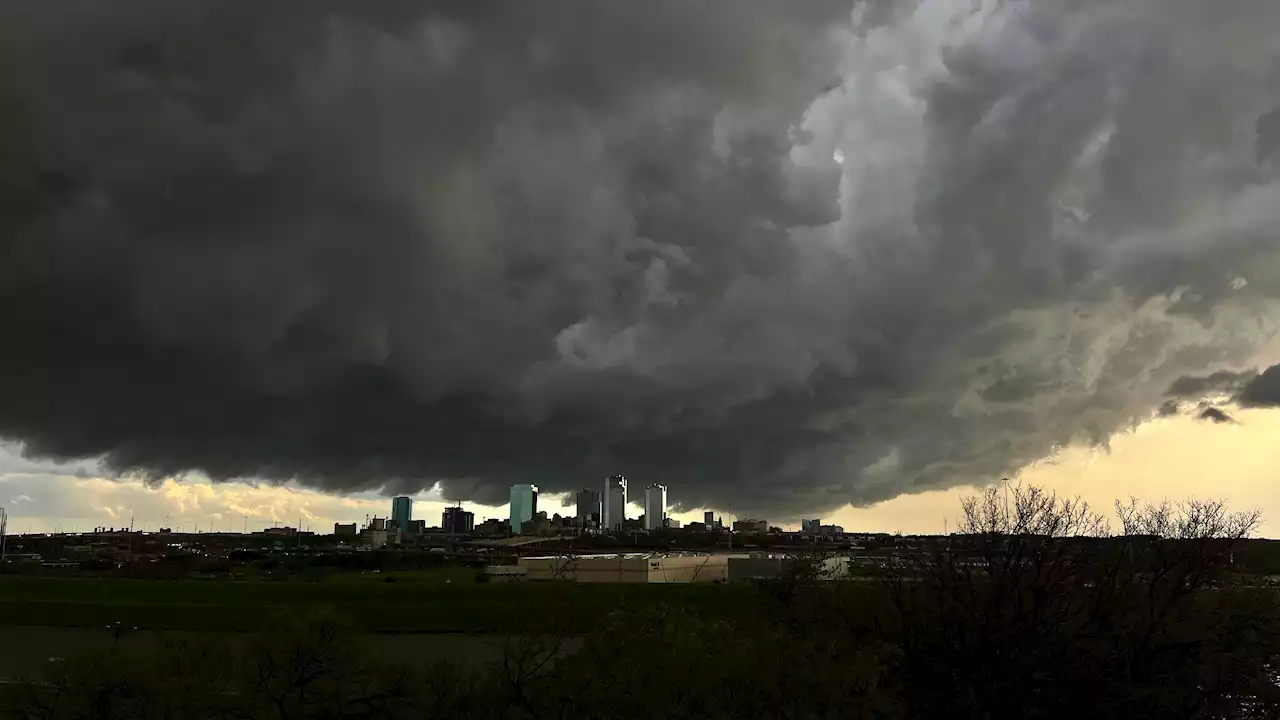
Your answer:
(1166, 362), (1280, 412)
(1167, 361), (1280, 407)
(1, 0), (1280, 517)
(1196, 406), (1236, 425)
(1238, 365), (1280, 407)
(1166, 370), (1258, 399)
(1259, 106), (1280, 165)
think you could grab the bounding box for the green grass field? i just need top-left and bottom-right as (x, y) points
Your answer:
(0, 572), (761, 633)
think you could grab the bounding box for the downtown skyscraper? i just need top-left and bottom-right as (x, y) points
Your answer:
(509, 484), (539, 532)
(391, 496), (412, 530)
(603, 475), (627, 531)
(643, 483), (667, 531)
(575, 489), (601, 527)
(442, 506), (475, 534)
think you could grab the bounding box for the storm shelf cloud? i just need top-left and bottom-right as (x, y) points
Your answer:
(2, 0), (1280, 517)
(1166, 363), (1280, 411)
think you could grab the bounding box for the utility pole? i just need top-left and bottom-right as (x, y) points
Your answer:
(1, 506), (8, 562)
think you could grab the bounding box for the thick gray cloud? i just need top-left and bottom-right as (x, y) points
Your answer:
(1165, 361), (1280, 409)
(1166, 370), (1259, 399)
(1238, 365), (1280, 407)
(1197, 406), (1236, 425)
(1, 0), (1279, 517)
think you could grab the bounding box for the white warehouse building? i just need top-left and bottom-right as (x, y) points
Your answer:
(518, 553), (728, 583)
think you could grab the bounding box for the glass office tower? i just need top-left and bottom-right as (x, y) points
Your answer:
(391, 496), (412, 530)
(509, 484), (539, 533)
(643, 483), (667, 531)
(575, 489), (601, 527)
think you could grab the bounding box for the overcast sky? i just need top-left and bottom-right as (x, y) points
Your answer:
(2, 0), (1280, 529)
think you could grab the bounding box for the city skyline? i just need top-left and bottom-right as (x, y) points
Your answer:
(0, 1), (1276, 712)
(8, 403), (1278, 538)
(2, 0), (1279, 540)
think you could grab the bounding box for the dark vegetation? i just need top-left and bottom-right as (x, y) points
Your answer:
(0, 571), (757, 633)
(3, 484), (1279, 719)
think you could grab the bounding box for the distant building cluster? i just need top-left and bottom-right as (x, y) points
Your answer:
(16, 481), (849, 562)
(478, 476), (851, 540)
(0, 487), (998, 587)
(490, 475), (840, 539)
(511, 475), (666, 536)
(223, 477), (851, 549)
(443, 506), (474, 535)
(3, 490), (1016, 588)
(338, 496), (432, 549)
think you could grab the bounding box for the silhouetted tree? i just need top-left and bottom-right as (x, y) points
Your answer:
(889, 481), (1275, 720)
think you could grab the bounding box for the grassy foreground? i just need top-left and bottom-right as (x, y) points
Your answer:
(0, 571), (762, 633)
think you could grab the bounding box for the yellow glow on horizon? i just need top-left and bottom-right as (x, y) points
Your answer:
(819, 409), (1280, 537)
(5, 409), (1279, 537)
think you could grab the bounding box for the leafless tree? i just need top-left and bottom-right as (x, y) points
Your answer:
(888, 480), (1275, 720)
